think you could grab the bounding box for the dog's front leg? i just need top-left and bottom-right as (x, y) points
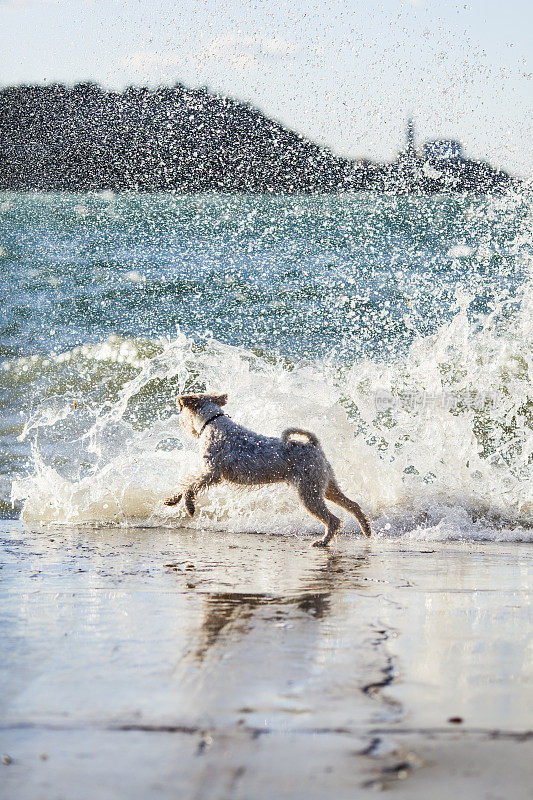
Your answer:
(164, 491), (183, 507)
(177, 469), (220, 517)
(183, 470), (220, 517)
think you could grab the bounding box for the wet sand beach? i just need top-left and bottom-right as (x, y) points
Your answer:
(0, 520), (531, 799)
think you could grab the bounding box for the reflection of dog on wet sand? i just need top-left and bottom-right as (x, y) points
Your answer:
(164, 393), (371, 547)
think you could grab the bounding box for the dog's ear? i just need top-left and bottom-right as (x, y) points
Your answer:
(178, 394), (206, 411)
(177, 395), (200, 411)
(207, 393), (228, 407)
(178, 393), (227, 411)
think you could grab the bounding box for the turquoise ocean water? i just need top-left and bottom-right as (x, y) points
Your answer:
(1, 192), (531, 539)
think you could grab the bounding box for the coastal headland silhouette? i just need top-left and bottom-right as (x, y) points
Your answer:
(0, 83), (517, 193)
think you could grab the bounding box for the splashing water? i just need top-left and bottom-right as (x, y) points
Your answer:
(2, 192), (532, 541)
(11, 294), (533, 541)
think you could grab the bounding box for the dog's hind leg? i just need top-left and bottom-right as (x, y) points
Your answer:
(325, 480), (371, 538)
(297, 483), (342, 547)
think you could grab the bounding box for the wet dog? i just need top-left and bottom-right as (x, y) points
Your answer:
(164, 393), (371, 546)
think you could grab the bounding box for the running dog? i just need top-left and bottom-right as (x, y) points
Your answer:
(164, 393), (371, 546)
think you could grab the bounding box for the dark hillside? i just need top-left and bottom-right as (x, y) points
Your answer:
(0, 83), (515, 193)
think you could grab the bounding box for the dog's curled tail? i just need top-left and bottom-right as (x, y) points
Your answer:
(282, 428), (320, 447)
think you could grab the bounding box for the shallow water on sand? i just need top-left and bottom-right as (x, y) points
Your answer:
(1, 521), (531, 798)
(1, 522), (530, 732)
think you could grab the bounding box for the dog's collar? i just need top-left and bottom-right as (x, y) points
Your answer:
(197, 412), (225, 437)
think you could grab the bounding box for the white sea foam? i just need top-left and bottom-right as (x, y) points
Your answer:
(125, 270), (145, 283)
(11, 275), (533, 542)
(447, 244), (474, 258)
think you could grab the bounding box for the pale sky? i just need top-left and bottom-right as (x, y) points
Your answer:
(1, 0), (532, 176)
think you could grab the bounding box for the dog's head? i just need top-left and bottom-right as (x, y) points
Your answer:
(177, 393), (227, 437)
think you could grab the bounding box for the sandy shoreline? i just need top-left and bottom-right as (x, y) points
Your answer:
(0, 520), (531, 798)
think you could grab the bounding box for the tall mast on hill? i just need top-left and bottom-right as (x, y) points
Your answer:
(406, 117), (415, 158)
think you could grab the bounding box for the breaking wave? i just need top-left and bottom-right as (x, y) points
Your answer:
(10, 279), (532, 542)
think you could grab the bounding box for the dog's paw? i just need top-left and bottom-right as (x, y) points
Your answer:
(185, 497), (195, 517)
(311, 539), (329, 548)
(164, 493), (182, 506)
